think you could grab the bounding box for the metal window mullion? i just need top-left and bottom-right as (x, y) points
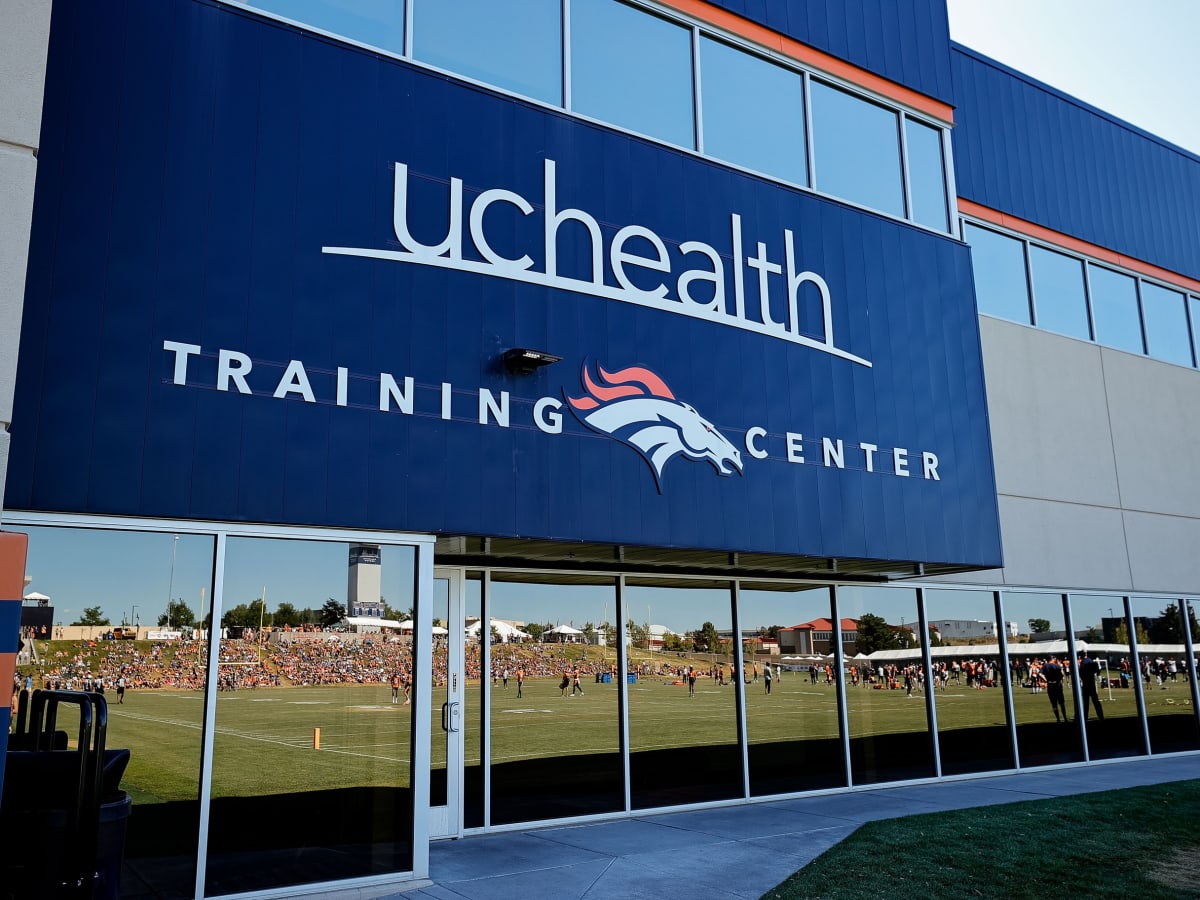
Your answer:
(410, 542), (435, 878)
(1179, 599), (1200, 735)
(730, 581), (749, 798)
(1125, 595), (1151, 755)
(1184, 294), (1200, 369)
(1063, 593), (1089, 761)
(403, 0), (414, 58)
(994, 590), (1020, 770)
(898, 114), (914, 224)
(480, 570), (492, 828)
(941, 125), (960, 238)
(830, 585), (852, 787)
(1134, 279), (1150, 357)
(561, 0), (572, 110)
(193, 531), (227, 900)
(1082, 261), (1099, 343)
(916, 587), (941, 778)
(1023, 238), (1040, 328)
(691, 26), (704, 154)
(616, 576), (631, 813)
(803, 72), (816, 189)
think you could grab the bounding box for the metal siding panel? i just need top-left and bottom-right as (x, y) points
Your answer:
(953, 46), (1200, 281)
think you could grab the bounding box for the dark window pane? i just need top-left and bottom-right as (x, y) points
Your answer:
(838, 586), (935, 784)
(1002, 592), (1084, 767)
(246, 0), (405, 55)
(206, 538), (415, 894)
(699, 37), (806, 184)
(1089, 265), (1144, 355)
(811, 81), (902, 217)
(1132, 597), (1200, 754)
(17, 526), (212, 900)
(965, 223), (1031, 324)
(904, 118), (948, 231)
(1029, 245), (1090, 340)
(570, 0), (694, 147)
(626, 580), (741, 807)
(464, 574), (484, 828)
(925, 589), (1014, 775)
(741, 584), (845, 794)
(488, 575), (622, 824)
(1068, 595), (1146, 760)
(1140, 282), (1193, 366)
(413, 0), (562, 105)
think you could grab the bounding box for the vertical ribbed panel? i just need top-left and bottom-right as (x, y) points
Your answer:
(704, 0), (954, 104)
(951, 45), (1200, 282)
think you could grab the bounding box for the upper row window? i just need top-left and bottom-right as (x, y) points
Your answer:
(965, 220), (1200, 371)
(236, 0), (952, 234)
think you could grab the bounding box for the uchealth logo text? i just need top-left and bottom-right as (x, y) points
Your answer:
(163, 341), (941, 493)
(322, 159), (871, 369)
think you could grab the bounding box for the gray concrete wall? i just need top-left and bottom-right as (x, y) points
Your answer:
(0, 0), (52, 521)
(966, 315), (1200, 595)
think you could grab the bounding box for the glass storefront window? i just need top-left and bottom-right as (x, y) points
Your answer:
(1140, 282), (1194, 367)
(487, 574), (622, 824)
(412, 0), (562, 105)
(205, 538), (415, 895)
(924, 589), (1014, 775)
(699, 37), (806, 185)
(810, 81), (903, 218)
(1029, 245), (1091, 340)
(17, 526), (213, 899)
(1088, 264), (1144, 355)
(904, 117), (948, 232)
(965, 223), (1031, 324)
(1191, 296), (1200, 368)
(624, 579), (741, 807)
(570, 0), (694, 148)
(1002, 592), (1083, 767)
(1130, 597), (1200, 754)
(740, 584), (844, 795)
(1067, 594), (1145, 760)
(837, 586), (934, 784)
(464, 573), (484, 828)
(245, 0), (405, 55)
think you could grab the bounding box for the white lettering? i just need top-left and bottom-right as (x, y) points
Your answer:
(379, 374), (414, 414)
(745, 426), (768, 460)
(731, 213), (746, 319)
(469, 188), (534, 273)
(786, 432), (805, 464)
(860, 442), (878, 473)
(676, 241), (726, 313)
(785, 230), (834, 343)
(163, 340), (200, 385)
(441, 383), (453, 420)
(747, 241), (785, 329)
(479, 388), (509, 427)
(922, 451), (940, 481)
(894, 447), (910, 477)
(610, 225), (670, 302)
(822, 437), (844, 469)
(544, 159), (603, 285)
(273, 360), (316, 402)
(336, 367), (348, 407)
(217, 350), (252, 394)
(392, 163), (462, 261)
(534, 397), (563, 434)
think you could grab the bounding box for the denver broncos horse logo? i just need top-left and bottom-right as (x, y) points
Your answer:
(566, 362), (743, 492)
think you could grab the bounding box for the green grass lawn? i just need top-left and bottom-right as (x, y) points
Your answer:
(764, 779), (1200, 900)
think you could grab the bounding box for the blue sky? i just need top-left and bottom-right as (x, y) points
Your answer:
(947, 0), (1200, 155)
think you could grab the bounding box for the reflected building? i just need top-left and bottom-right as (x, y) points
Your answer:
(0, 1), (1198, 898)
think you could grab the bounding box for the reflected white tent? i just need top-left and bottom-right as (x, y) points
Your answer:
(465, 619), (530, 641)
(393, 620), (448, 635)
(544, 624), (585, 643)
(23, 591), (51, 601)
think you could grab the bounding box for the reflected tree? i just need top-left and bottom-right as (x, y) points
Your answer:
(158, 600), (196, 628)
(72, 606), (110, 626)
(320, 599), (346, 628)
(1149, 605), (1200, 643)
(856, 613), (900, 655)
(1028, 618), (1051, 634)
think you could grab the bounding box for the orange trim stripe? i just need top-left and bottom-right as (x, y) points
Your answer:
(657, 0), (955, 124)
(959, 199), (1200, 296)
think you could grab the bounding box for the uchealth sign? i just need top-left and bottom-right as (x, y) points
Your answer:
(8, 0), (1002, 568)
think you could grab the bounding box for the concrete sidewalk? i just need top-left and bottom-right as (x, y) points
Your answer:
(389, 754), (1200, 900)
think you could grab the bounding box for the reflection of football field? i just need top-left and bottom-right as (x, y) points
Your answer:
(102, 674), (1191, 806)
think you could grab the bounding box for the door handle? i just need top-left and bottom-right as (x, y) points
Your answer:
(441, 702), (449, 733)
(447, 700), (461, 734)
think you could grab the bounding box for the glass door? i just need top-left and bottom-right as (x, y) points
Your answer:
(429, 569), (464, 838)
